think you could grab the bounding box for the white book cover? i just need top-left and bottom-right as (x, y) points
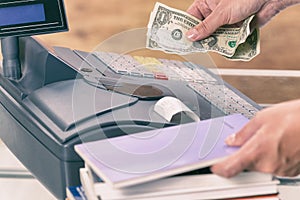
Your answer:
(80, 168), (278, 200)
(96, 173), (278, 200)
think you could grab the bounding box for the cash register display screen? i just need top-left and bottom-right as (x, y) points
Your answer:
(0, 0), (68, 37)
(0, 4), (45, 26)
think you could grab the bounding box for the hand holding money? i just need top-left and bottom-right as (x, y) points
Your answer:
(146, 2), (260, 61)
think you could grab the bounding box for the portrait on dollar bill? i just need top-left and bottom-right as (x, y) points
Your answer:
(192, 35), (218, 49)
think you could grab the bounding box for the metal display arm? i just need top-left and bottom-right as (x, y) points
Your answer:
(1, 36), (21, 80)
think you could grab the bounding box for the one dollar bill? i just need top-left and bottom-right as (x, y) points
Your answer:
(147, 2), (260, 61)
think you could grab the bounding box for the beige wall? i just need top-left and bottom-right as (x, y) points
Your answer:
(38, 0), (300, 70)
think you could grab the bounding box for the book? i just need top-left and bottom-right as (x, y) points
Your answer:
(66, 185), (87, 200)
(79, 166), (279, 200)
(230, 195), (279, 200)
(74, 114), (249, 188)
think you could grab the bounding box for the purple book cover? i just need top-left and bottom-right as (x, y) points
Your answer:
(75, 114), (249, 188)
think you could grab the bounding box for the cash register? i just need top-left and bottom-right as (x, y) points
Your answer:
(0, 0), (261, 199)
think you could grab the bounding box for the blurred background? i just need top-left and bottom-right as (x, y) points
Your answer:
(37, 0), (300, 105)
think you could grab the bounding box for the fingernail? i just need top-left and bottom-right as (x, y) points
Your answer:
(186, 28), (200, 41)
(225, 134), (236, 145)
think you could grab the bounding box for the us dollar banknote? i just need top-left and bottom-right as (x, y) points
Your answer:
(226, 28), (260, 61)
(147, 2), (260, 61)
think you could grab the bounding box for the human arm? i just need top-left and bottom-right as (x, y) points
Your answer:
(186, 0), (300, 41)
(211, 99), (300, 178)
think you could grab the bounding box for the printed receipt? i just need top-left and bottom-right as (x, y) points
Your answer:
(154, 96), (200, 123)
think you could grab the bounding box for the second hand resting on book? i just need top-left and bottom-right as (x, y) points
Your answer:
(185, 0), (300, 178)
(212, 100), (300, 177)
(211, 100), (300, 178)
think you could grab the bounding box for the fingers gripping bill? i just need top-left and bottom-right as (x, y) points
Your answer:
(147, 2), (260, 61)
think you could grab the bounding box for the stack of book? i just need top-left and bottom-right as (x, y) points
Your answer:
(67, 114), (280, 200)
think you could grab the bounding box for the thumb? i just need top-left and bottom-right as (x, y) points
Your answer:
(226, 118), (260, 146)
(186, 11), (227, 41)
